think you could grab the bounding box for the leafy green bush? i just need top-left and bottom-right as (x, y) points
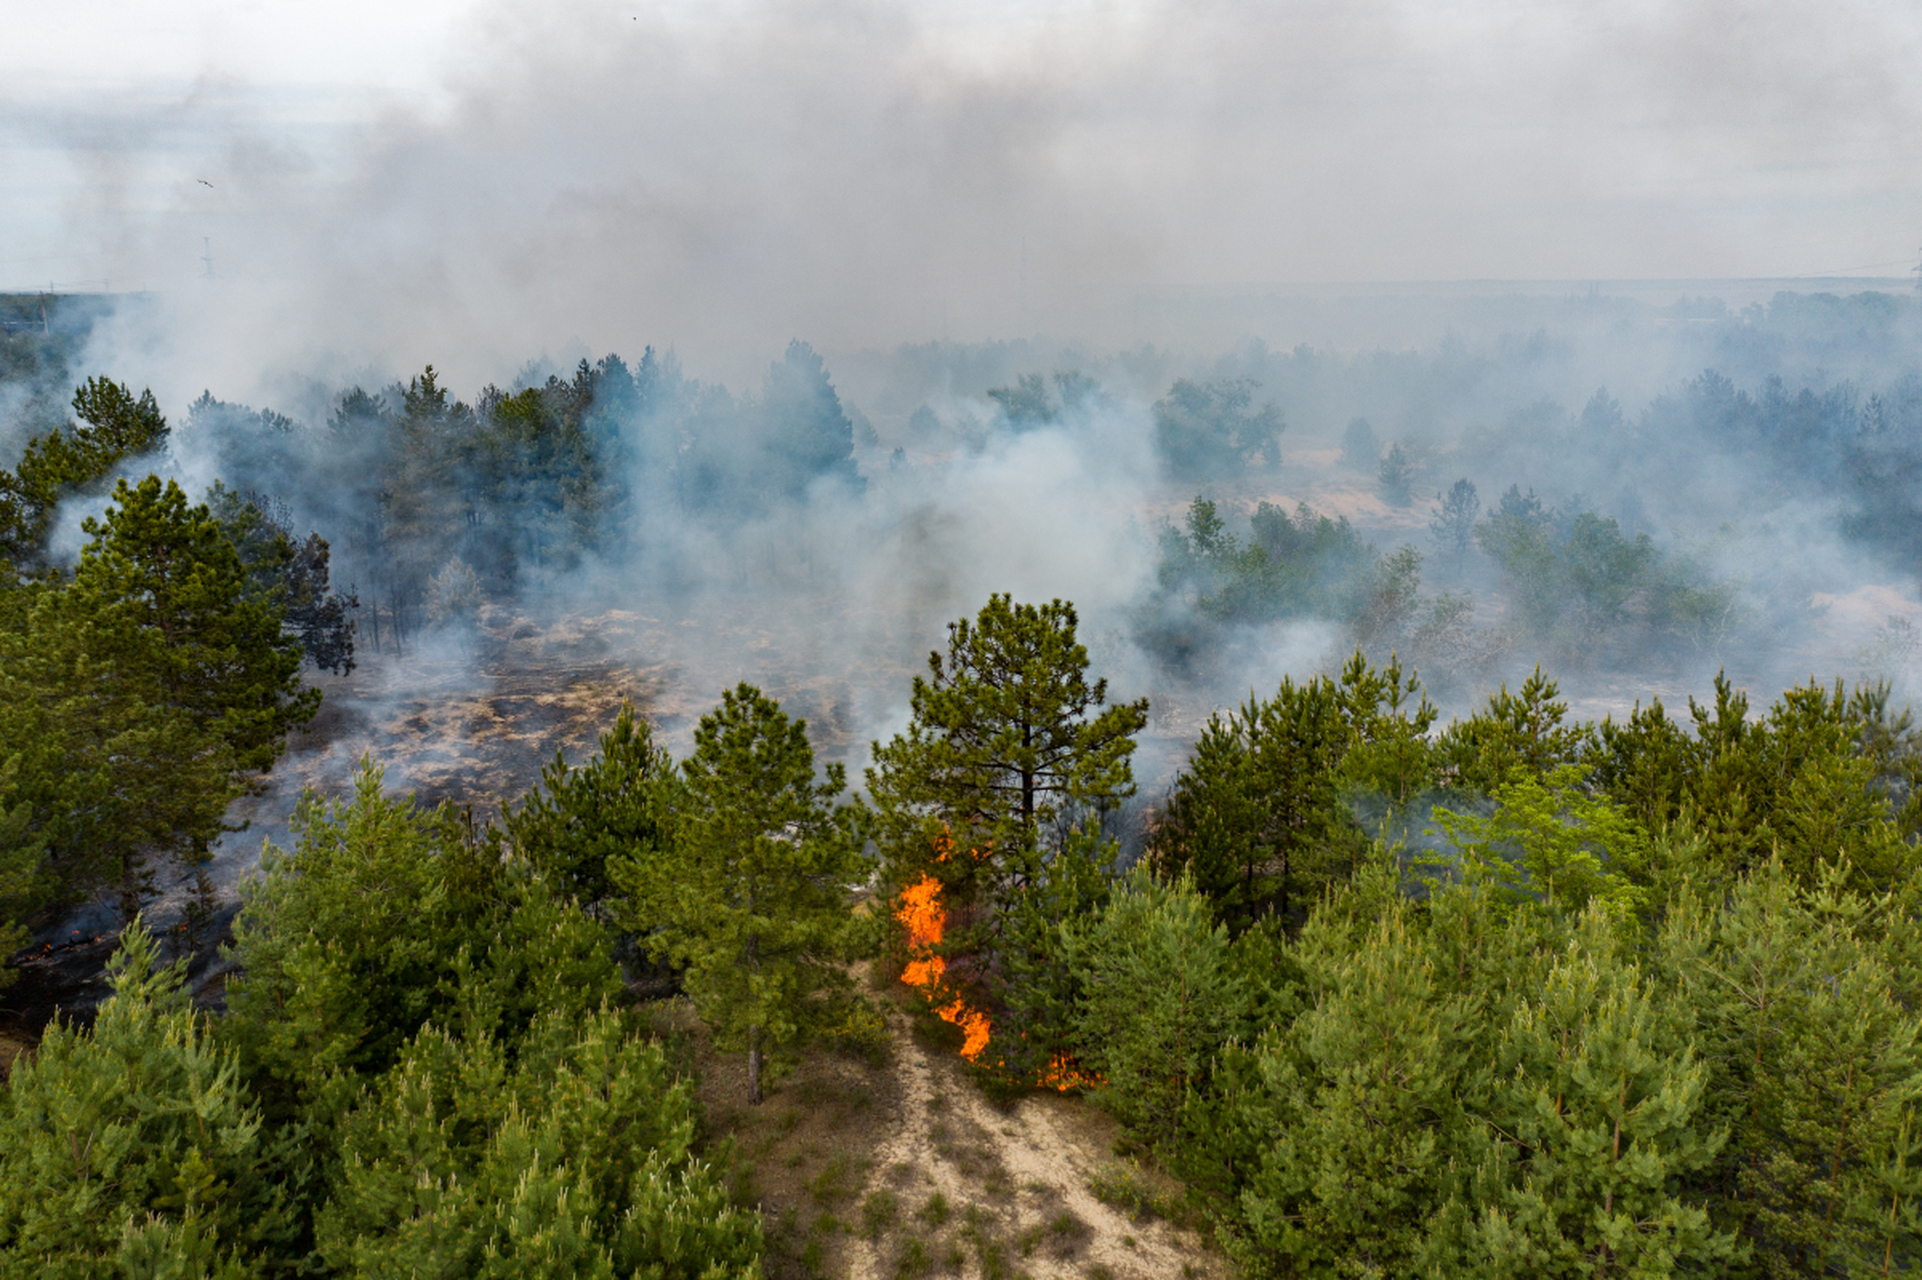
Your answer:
(820, 997), (893, 1066)
(1088, 1158), (1180, 1224)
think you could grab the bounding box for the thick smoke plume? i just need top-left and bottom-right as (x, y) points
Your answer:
(7, 0), (1921, 391)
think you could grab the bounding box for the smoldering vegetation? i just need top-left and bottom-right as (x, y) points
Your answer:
(140, 283), (1922, 705)
(8, 282), (1922, 911)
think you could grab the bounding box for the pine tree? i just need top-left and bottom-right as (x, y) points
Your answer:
(1150, 651), (1432, 933)
(0, 579), (237, 919)
(610, 684), (864, 1104)
(1152, 377), (1286, 479)
(1659, 861), (1922, 1272)
(1434, 666), (1593, 794)
(1429, 478), (1481, 561)
(1234, 902), (1486, 1277)
(72, 474), (316, 777)
(207, 483), (358, 675)
(759, 340), (861, 500)
(316, 1004), (758, 1278)
(1463, 907), (1735, 1276)
(0, 376), (168, 571)
(508, 701), (677, 909)
(991, 825), (1115, 1083)
(222, 760), (621, 1130)
(866, 594), (1148, 968)
(0, 919), (282, 1273)
(986, 373), (1057, 430)
(1072, 867), (1250, 1149)
(1148, 674), (1354, 933)
(1378, 442), (1416, 506)
(1340, 416), (1380, 470)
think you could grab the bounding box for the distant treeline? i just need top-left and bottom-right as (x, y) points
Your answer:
(7, 290), (1922, 659)
(190, 342), (863, 650)
(0, 293), (114, 449)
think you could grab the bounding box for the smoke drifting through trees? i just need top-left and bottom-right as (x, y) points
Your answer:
(8, 284), (1922, 936)
(19, 287), (1922, 739)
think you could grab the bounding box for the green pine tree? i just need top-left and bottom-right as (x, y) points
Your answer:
(72, 474), (317, 776)
(1461, 906), (1735, 1276)
(1150, 651), (1432, 933)
(1072, 867), (1251, 1150)
(1659, 860), (1922, 1273)
(866, 594), (1148, 969)
(507, 700), (677, 910)
(0, 578), (238, 920)
(0, 376), (169, 572)
(316, 1004), (758, 1278)
(0, 919), (283, 1276)
(610, 683), (865, 1104)
(222, 759), (621, 1133)
(1233, 901), (1486, 1277)
(1435, 666), (1593, 794)
(988, 824), (1115, 1084)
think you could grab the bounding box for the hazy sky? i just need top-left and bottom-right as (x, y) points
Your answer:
(4, 0), (1919, 382)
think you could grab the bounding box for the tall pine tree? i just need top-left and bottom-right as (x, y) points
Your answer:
(611, 684), (864, 1103)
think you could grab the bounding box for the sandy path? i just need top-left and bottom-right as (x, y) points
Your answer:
(842, 1003), (1220, 1280)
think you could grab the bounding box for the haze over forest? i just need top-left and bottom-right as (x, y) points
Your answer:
(6, 0), (1922, 1054)
(11, 281), (1922, 822)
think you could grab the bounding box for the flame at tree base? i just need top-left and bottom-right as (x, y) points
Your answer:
(896, 872), (1095, 1090)
(896, 873), (992, 1060)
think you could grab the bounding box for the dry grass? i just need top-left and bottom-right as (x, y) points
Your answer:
(648, 996), (904, 1280)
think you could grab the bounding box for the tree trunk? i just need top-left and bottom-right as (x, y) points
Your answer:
(1021, 720), (1034, 830)
(746, 923), (763, 1105)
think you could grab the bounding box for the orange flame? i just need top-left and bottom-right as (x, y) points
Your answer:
(897, 872), (992, 1060)
(895, 866), (1096, 1090)
(1039, 1053), (1099, 1091)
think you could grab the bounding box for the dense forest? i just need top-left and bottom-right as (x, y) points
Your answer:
(6, 288), (1922, 1274)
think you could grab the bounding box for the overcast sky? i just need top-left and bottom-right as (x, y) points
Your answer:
(3, 0), (1919, 383)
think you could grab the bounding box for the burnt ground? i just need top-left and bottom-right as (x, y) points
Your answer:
(0, 582), (1194, 1048)
(0, 603), (659, 1049)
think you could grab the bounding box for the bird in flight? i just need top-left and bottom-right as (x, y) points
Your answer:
(197, 179), (213, 188)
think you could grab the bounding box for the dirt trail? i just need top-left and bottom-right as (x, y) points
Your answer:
(843, 1003), (1221, 1280)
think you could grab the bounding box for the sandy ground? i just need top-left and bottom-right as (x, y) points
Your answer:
(839, 999), (1223, 1280)
(675, 963), (1225, 1280)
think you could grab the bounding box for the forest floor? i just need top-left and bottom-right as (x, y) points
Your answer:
(675, 967), (1224, 1280)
